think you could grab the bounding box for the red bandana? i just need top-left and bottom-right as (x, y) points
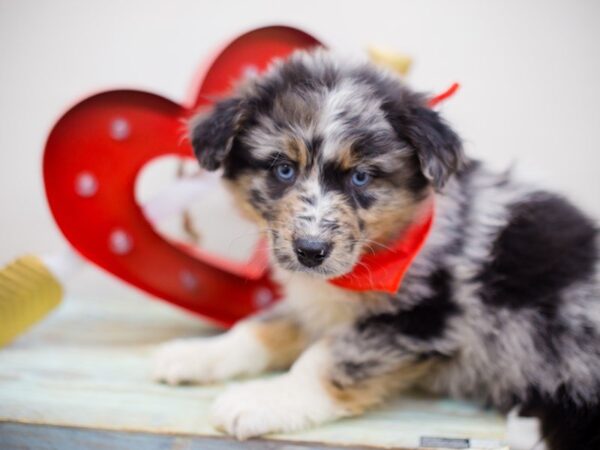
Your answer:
(329, 199), (434, 293)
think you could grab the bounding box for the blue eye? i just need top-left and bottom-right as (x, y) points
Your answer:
(351, 170), (371, 187)
(275, 163), (296, 182)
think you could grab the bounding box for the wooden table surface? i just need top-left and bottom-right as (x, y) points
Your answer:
(0, 268), (508, 449)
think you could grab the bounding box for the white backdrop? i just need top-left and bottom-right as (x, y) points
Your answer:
(1, 0), (599, 262)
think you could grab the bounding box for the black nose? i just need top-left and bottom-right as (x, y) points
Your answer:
(293, 238), (332, 268)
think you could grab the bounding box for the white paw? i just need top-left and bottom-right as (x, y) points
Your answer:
(211, 374), (346, 440)
(152, 325), (269, 385)
(152, 338), (219, 385)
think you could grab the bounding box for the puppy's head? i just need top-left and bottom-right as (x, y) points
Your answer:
(190, 50), (463, 278)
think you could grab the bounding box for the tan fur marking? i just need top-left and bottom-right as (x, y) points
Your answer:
(224, 177), (266, 225)
(361, 188), (431, 245)
(253, 319), (308, 370)
(287, 137), (308, 168)
(334, 146), (356, 170)
(324, 359), (435, 414)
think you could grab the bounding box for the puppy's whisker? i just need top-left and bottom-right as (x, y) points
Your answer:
(352, 238), (393, 253)
(226, 229), (270, 245)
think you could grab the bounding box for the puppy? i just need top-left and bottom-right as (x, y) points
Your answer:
(154, 49), (600, 449)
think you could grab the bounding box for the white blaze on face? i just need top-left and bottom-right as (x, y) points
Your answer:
(318, 82), (358, 162)
(296, 174), (334, 238)
(317, 79), (389, 163)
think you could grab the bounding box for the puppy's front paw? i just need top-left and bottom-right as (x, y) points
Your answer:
(153, 338), (216, 385)
(152, 327), (269, 385)
(211, 375), (346, 440)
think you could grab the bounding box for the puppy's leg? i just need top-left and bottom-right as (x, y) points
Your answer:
(211, 328), (434, 440)
(153, 303), (307, 385)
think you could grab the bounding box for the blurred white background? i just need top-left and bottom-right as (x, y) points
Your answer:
(1, 0), (599, 263)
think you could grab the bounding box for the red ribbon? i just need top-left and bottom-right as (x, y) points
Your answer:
(428, 82), (460, 108)
(329, 199), (434, 293)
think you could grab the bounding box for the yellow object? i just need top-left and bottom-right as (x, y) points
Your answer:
(368, 46), (413, 76)
(0, 255), (63, 346)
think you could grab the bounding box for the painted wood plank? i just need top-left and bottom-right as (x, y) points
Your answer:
(0, 423), (382, 450)
(0, 269), (508, 449)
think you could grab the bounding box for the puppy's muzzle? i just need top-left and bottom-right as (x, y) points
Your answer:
(293, 238), (332, 268)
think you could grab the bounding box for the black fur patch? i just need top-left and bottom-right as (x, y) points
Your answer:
(321, 219), (340, 232)
(348, 128), (400, 160)
(520, 386), (600, 450)
(297, 215), (315, 223)
(356, 269), (460, 341)
(223, 140), (270, 179)
(299, 194), (316, 206)
(265, 171), (294, 200)
(403, 153), (430, 194)
(248, 188), (266, 208)
(400, 106), (464, 190)
(321, 162), (376, 209)
(247, 188), (274, 221)
(304, 135), (323, 158)
(191, 98), (241, 171)
(477, 192), (598, 314)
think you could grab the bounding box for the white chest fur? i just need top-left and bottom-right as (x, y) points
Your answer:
(273, 269), (365, 339)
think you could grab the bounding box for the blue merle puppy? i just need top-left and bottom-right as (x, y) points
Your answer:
(153, 49), (600, 449)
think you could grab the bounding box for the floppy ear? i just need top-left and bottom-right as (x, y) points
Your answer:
(404, 106), (464, 190)
(189, 97), (242, 171)
(383, 88), (464, 190)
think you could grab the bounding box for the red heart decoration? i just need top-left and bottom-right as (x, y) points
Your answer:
(43, 26), (322, 327)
